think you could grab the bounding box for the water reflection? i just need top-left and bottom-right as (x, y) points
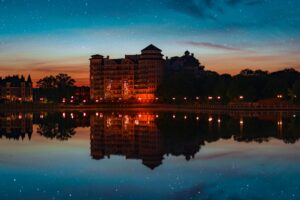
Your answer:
(1, 112), (300, 164)
(0, 113), (33, 140)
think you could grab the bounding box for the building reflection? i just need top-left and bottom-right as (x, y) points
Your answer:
(0, 113), (33, 140)
(0, 111), (300, 169)
(90, 113), (164, 169)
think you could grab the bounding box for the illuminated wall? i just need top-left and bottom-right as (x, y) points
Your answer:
(90, 45), (164, 102)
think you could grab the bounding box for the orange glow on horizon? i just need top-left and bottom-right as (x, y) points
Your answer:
(1, 52), (299, 88)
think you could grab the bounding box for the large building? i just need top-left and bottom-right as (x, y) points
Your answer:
(0, 75), (33, 102)
(90, 44), (164, 102)
(166, 50), (205, 77)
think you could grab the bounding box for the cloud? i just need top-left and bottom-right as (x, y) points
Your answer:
(194, 151), (242, 160)
(226, 0), (264, 6)
(245, 0), (264, 6)
(168, 0), (212, 19)
(182, 41), (248, 52)
(171, 183), (209, 200)
(168, 0), (264, 19)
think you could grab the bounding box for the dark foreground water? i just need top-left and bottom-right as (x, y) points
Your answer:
(0, 111), (300, 200)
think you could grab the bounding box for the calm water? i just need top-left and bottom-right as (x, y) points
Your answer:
(0, 111), (300, 200)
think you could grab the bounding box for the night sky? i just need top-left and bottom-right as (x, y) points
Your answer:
(0, 0), (299, 85)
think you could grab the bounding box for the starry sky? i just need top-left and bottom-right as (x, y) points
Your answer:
(0, 0), (299, 85)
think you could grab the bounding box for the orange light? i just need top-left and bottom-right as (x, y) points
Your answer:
(277, 94), (283, 99)
(208, 96), (213, 100)
(239, 96), (244, 100)
(208, 117), (213, 122)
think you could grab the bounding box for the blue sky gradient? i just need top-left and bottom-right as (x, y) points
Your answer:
(0, 0), (299, 85)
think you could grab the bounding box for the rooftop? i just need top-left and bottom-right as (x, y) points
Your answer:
(142, 44), (162, 52)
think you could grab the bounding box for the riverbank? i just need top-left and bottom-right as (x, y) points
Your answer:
(1, 103), (300, 113)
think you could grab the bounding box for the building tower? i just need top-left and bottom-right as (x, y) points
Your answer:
(135, 44), (165, 102)
(90, 54), (104, 101)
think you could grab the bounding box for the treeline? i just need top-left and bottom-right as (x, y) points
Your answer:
(157, 68), (300, 104)
(34, 73), (76, 103)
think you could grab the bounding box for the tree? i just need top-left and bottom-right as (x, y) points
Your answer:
(37, 75), (56, 89)
(37, 74), (75, 89)
(55, 73), (75, 89)
(36, 74), (76, 103)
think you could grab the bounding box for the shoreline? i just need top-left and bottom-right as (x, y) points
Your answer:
(0, 103), (300, 113)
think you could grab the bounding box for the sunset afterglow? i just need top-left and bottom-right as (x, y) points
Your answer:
(1, 0), (299, 85)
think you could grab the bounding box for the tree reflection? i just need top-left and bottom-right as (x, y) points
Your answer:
(37, 113), (76, 141)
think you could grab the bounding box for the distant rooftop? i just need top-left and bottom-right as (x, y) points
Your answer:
(91, 54), (104, 59)
(142, 44), (161, 52)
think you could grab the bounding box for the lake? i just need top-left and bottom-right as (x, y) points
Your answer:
(0, 111), (299, 200)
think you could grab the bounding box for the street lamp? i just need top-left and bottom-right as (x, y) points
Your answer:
(277, 94), (283, 99)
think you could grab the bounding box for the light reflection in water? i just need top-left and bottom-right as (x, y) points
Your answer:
(0, 111), (300, 200)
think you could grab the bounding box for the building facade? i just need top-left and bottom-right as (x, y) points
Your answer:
(0, 75), (33, 102)
(166, 51), (205, 77)
(90, 44), (164, 102)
